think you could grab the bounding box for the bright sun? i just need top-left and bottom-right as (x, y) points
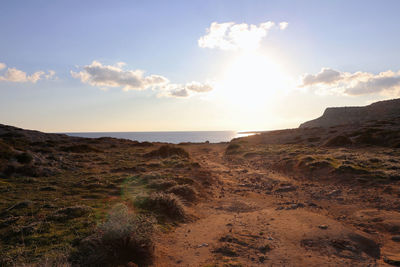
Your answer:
(214, 51), (290, 109)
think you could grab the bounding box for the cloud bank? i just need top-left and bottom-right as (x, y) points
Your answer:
(198, 21), (288, 50)
(0, 63), (55, 83)
(299, 68), (400, 97)
(71, 61), (212, 98)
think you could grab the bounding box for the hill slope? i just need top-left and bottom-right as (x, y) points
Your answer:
(299, 98), (400, 128)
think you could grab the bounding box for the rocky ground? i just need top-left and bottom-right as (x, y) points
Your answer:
(0, 123), (399, 266)
(153, 143), (400, 266)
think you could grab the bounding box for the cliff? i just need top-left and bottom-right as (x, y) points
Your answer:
(299, 98), (400, 128)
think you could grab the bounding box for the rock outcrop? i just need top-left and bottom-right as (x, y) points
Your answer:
(299, 98), (400, 128)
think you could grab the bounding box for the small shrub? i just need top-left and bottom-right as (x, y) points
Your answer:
(147, 178), (177, 190)
(166, 184), (197, 202)
(3, 164), (16, 176)
(225, 143), (241, 155)
(61, 144), (101, 153)
(140, 172), (162, 183)
(134, 192), (185, 220)
(226, 143), (240, 150)
(324, 135), (353, 147)
(2, 164), (44, 177)
(144, 145), (189, 158)
(307, 160), (332, 170)
(16, 152), (33, 164)
(53, 205), (93, 221)
(354, 133), (380, 146)
(75, 203), (154, 266)
(0, 140), (14, 159)
(6, 164), (43, 177)
(307, 136), (321, 142)
(131, 141), (153, 147)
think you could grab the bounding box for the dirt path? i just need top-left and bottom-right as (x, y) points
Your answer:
(152, 145), (394, 266)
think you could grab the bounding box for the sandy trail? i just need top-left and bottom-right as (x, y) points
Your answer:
(152, 145), (393, 266)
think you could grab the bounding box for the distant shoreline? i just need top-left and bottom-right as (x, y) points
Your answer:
(237, 131), (265, 134)
(62, 130), (242, 144)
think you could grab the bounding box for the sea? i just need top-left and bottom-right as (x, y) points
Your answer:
(64, 131), (255, 144)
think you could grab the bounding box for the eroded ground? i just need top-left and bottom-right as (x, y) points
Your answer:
(153, 144), (400, 267)
(1, 124), (400, 266)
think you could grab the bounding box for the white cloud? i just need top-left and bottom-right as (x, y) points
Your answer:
(185, 81), (213, 92)
(169, 88), (189, 98)
(198, 21), (287, 50)
(72, 61), (213, 98)
(0, 63), (55, 83)
(300, 68), (342, 86)
(158, 81), (213, 98)
(279, 22), (289, 30)
(345, 71), (400, 95)
(71, 61), (169, 91)
(299, 68), (400, 97)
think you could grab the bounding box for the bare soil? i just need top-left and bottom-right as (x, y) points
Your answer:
(153, 144), (400, 267)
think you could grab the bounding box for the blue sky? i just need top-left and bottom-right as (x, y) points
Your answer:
(1, 0), (400, 132)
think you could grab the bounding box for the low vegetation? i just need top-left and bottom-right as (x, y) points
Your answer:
(2, 113), (399, 266)
(73, 203), (155, 266)
(166, 184), (198, 202)
(228, 119), (400, 184)
(145, 145), (190, 158)
(0, 124), (209, 266)
(134, 192), (186, 221)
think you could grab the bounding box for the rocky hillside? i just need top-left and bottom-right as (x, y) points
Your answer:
(244, 116), (400, 149)
(299, 98), (400, 128)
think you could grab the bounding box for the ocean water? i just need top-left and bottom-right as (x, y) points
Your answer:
(64, 131), (254, 144)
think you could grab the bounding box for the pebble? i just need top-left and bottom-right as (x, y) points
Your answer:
(318, 225), (329, 230)
(197, 243), (209, 248)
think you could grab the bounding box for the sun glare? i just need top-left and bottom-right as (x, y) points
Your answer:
(214, 51), (291, 109)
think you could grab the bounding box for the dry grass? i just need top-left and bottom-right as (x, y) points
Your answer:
(148, 178), (178, 190)
(0, 124), (210, 265)
(225, 143), (241, 155)
(74, 203), (155, 266)
(324, 135), (353, 147)
(166, 184), (198, 202)
(134, 192), (186, 220)
(144, 145), (189, 158)
(226, 141), (400, 183)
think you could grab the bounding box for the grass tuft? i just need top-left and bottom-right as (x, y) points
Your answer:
(144, 145), (189, 158)
(166, 184), (198, 202)
(147, 178), (178, 190)
(74, 203), (154, 266)
(134, 192), (186, 220)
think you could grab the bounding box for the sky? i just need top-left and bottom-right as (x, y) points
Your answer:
(1, 0), (400, 132)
